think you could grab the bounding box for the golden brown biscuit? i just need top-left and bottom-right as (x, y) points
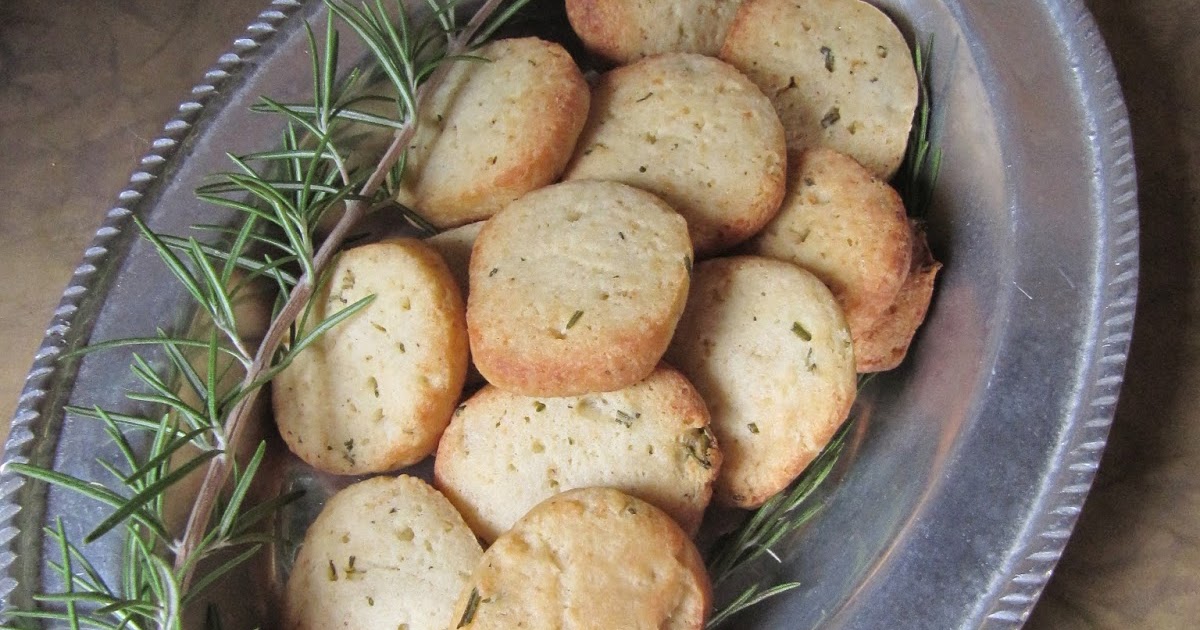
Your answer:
(273, 239), (468, 474)
(284, 476), (482, 630)
(467, 180), (692, 396)
(425, 221), (484, 299)
(449, 488), (710, 629)
(564, 53), (786, 257)
(665, 256), (856, 507)
(746, 147), (911, 370)
(565, 0), (744, 64)
(434, 365), (720, 541)
(720, 0), (918, 179)
(394, 37), (590, 229)
(855, 220), (942, 372)
(426, 221), (487, 388)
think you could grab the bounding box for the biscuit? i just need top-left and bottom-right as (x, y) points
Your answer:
(564, 53), (786, 256)
(467, 180), (692, 396)
(284, 476), (482, 630)
(449, 487), (710, 629)
(425, 221), (484, 304)
(720, 0), (918, 179)
(434, 365), (720, 541)
(565, 0), (743, 64)
(426, 221), (487, 388)
(273, 239), (468, 474)
(394, 37), (590, 229)
(665, 256), (856, 507)
(855, 220), (941, 372)
(746, 147), (911, 370)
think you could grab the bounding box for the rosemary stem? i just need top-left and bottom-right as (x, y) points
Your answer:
(171, 0), (508, 593)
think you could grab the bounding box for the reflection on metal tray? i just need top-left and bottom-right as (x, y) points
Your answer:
(0, 0), (1137, 627)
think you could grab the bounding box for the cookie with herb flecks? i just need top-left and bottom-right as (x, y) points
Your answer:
(427, 220), (488, 388)
(565, 0), (743, 64)
(746, 147), (912, 371)
(273, 238), (468, 474)
(665, 256), (856, 508)
(434, 365), (719, 542)
(854, 219), (942, 372)
(720, 0), (918, 179)
(449, 488), (710, 629)
(564, 53), (786, 257)
(426, 220), (484, 299)
(284, 475), (481, 630)
(393, 37), (590, 229)
(467, 180), (692, 397)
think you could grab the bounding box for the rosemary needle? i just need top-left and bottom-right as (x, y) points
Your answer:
(896, 36), (942, 219)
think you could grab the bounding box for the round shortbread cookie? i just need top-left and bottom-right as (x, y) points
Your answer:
(665, 256), (856, 508)
(719, 0), (918, 179)
(746, 147), (911, 370)
(273, 239), (468, 474)
(426, 220), (484, 303)
(394, 37), (590, 229)
(467, 180), (692, 396)
(449, 487), (710, 629)
(564, 53), (786, 256)
(427, 221), (487, 387)
(284, 476), (482, 630)
(434, 365), (720, 541)
(565, 0), (743, 64)
(855, 220), (942, 372)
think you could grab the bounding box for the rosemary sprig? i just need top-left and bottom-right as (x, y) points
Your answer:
(173, 0), (529, 592)
(5, 1), (531, 627)
(704, 420), (853, 629)
(706, 582), (805, 630)
(896, 36), (942, 218)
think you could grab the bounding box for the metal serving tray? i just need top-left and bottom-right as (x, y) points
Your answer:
(0, 0), (1137, 627)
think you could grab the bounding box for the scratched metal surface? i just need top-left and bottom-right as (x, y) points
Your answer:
(0, 0), (1136, 627)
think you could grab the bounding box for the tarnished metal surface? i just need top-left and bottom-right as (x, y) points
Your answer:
(0, 0), (1137, 627)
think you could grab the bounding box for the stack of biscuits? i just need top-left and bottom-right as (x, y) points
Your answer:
(277, 0), (942, 628)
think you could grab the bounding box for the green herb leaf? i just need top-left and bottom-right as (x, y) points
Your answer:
(896, 36), (942, 218)
(820, 106), (841, 128)
(706, 582), (802, 629)
(820, 46), (835, 72)
(684, 427), (715, 469)
(457, 587), (482, 627)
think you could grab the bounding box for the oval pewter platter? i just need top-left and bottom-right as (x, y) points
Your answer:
(0, 0), (1137, 627)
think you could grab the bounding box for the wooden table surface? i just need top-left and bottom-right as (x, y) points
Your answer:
(1, 0), (1196, 626)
